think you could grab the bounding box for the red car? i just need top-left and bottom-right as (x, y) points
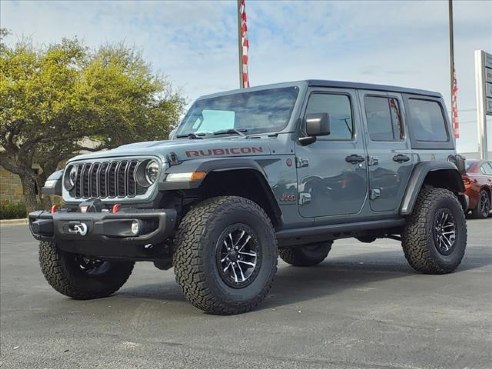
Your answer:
(463, 160), (492, 218)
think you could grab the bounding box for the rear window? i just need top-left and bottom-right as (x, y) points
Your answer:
(408, 99), (449, 142)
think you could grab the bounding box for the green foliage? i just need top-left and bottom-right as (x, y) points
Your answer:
(0, 202), (27, 220)
(0, 33), (185, 211)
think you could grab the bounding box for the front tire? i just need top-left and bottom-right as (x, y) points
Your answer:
(471, 190), (490, 219)
(39, 241), (134, 299)
(173, 196), (278, 315)
(402, 187), (467, 274)
(279, 242), (333, 266)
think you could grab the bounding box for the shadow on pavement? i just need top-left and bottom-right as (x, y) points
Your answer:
(116, 247), (491, 312)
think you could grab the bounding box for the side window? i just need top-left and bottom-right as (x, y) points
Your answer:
(364, 96), (404, 141)
(481, 162), (492, 175)
(305, 93), (353, 140)
(408, 99), (449, 142)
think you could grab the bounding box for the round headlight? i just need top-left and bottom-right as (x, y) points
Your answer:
(145, 160), (159, 185)
(64, 165), (78, 190)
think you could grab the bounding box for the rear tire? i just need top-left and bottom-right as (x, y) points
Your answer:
(173, 196), (278, 315)
(402, 187), (467, 274)
(279, 242), (333, 267)
(471, 190), (490, 219)
(39, 241), (134, 299)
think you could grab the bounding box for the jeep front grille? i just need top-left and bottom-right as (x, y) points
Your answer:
(69, 160), (148, 199)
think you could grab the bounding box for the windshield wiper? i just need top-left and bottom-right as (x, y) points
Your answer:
(212, 129), (248, 136)
(176, 133), (205, 139)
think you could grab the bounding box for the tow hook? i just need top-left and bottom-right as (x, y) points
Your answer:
(68, 222), (88, 236)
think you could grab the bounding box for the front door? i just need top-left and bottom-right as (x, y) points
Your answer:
(296, 89), (368, 218)
(359, 91), (414, 212)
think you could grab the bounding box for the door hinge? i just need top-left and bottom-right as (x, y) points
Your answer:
(370, 189), (381, 200)
(367, 156), (379, 166)
(299, 192), (312, 205)
(296, 157), (309, 168)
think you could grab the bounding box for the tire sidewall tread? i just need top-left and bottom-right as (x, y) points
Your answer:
(279, 242), (333, 267)
(173, 196), (278, 315)
(39, 241), (134, 300)
(402, 187), (467, 274)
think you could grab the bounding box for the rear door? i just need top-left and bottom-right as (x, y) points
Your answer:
(359, 91), (414, 212)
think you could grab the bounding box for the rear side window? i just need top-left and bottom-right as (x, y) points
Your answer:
(408, 99), (449, 142)
(481, 162), (492, 175)
(305, 93), (353, 140)
(364, 96), (404, 141)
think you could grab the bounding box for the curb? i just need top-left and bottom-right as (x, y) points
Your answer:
(0, 218), (28, 226)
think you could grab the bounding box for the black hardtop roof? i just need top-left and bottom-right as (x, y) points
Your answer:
(306, 79), (441, 98)
(199, 80), (442, 100)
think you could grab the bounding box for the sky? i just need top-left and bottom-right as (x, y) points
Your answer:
(1, 0), (491, 153)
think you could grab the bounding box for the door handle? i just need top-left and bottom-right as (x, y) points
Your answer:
(393, 154), (410, 163)
(345, 154), (365, 164)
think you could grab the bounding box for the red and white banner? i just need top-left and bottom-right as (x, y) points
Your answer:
(239, 0), (249, 88)
(451, 68), (459, 138)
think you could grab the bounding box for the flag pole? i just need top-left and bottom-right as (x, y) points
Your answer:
(237, 0), (244, 88)
(448, 0), (454, 101)
(237, 0), (249, 88)
(448, 0), (459, 138)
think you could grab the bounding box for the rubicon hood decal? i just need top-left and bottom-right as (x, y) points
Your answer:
(186, 147), (263, 157)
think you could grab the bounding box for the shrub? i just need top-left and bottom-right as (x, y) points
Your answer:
(0, 202), (27, 219)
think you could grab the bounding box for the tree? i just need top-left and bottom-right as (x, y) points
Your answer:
(0, 32), (185, 212)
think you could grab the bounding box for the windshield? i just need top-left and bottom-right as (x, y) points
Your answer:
(465, 160), (475, 171)
(176, 86), (299, 138)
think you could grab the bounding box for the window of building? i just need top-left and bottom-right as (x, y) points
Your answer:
(364, 96), (404, 141)
(305, 94), (353, 140)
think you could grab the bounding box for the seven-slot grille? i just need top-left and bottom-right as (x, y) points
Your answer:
(69, 159), (148, 199)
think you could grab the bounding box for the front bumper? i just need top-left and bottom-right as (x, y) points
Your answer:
(28, 208), (177, 259)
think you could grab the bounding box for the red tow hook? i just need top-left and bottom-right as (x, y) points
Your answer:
(112, 203), (121, 214)
(50, 205), (58, 214)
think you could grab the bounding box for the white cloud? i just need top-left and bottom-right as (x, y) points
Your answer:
(2, 0), (491, 152)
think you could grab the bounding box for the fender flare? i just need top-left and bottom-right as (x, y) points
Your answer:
(400, 161), (465, 215)
(159, 158), (274, 190)
(158, 158), (282, 223)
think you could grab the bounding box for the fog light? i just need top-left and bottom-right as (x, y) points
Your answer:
(131, 220), (140, 235)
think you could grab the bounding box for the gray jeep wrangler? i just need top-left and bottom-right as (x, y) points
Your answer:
(29, 80), (468, 315)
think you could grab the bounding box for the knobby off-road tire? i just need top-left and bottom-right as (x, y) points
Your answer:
(173, 196), (278, 315)
(402, 187), (467, 274)
(39, 241), (135, 299)
(279, 242), (333, 266)
(471, 190), (490, 219)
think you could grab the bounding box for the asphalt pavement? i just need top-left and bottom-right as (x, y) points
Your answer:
(1, 219), (491, 369)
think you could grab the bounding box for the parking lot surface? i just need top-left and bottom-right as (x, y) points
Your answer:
(1, 219), (491, 369)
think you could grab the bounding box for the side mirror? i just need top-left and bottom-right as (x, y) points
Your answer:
(299, 113), (330, 145)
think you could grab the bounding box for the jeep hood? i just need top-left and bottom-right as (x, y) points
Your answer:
(69, 137), (273, 163)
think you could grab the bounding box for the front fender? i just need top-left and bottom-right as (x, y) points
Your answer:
(158, 158), (273, 191)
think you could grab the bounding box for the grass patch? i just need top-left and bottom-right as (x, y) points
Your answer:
(0, 202), (27, 219)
